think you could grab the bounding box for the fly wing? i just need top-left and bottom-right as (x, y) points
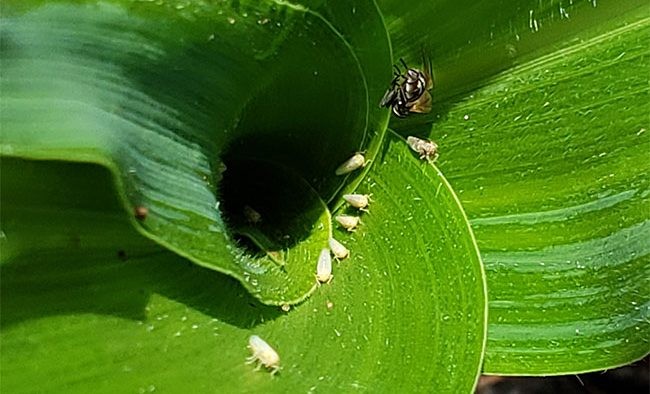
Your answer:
(379, 86), (397, 107)
(409, 91), (432, 114)
(380, 73), (402, 107)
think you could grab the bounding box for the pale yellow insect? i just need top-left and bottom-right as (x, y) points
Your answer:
(335, 153), (366, 175)
(329, 237), (350, 260)
(247, 335), (281, 375)
(343, 193), (371, 211)
(406, 136), (439, 162)
(335, 215), (360, 232)
(316, 248), (333, 283)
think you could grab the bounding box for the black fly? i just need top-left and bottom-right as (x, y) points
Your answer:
(380, 57), (433, 118)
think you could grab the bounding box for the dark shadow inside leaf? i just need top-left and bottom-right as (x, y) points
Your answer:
(219, 156), (327, 256)
(0, 251), (282, 330)
(0, 158), (281, 329)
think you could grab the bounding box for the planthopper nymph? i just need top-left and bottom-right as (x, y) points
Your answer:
(342, 193), (371, 211)
(335, 215), (360, 232)
(335, 152), (366, 176)
(329, 237), (350, 260)
(243, 205), (262, 224)
(406, 136), (439, 162)
(316, 248), (333, 283)
(247, 335), (281, 375)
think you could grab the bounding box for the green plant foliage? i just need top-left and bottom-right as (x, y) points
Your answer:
(437, 15), (650, 374)
(1, 0), (487, 392)
(0, 0), (385, 304)
(1, 0), (648, 389)
(377, 0), (650, 374)
(1, 136), (486, 392)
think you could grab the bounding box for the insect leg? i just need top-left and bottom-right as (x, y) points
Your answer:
(393, 64), (402, 77)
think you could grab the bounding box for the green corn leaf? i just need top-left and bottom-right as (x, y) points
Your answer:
(1, 0), (486, 392)
(377, 0), (650, 374)
(1, 0), (387, 304)
(2, 0), (647, 389)
(1, 137), (486, 392)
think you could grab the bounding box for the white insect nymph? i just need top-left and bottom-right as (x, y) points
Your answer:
(406, 136), (439, 162)
(342, 193), (371, 211)
(328, 237), (350, 260)
(247, 335), (281, 375)
(316, 248), (333, 283)
(335, 153), (366, 175)
(335, 215), (360, 231)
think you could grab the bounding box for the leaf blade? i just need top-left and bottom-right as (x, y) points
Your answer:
(423, 10), (650, 374)
(0, 0), (383, 304)
(0, 134), (487, 392)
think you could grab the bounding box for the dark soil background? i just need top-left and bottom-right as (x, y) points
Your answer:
(477, 357), (649, 394)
